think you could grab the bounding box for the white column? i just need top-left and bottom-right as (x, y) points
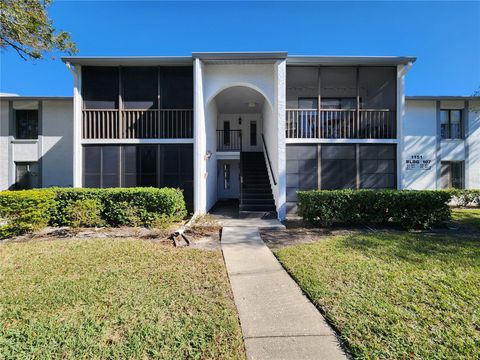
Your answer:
(397, 62), (414, 190)
(193, 58), (207, 213)
(71, 64), (82, 188)
(275, 59), (287, 220)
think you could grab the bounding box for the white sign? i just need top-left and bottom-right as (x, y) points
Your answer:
(406, 154), (432, 171)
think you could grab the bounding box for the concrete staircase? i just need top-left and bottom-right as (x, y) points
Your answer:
(240, 152), (276, 214)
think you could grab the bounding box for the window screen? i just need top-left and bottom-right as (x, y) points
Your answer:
(82, 67), (119, 109)
(358, 67), (396, 110)
(102, 146), (120, 187)
(83, 146), (120, 187)
(84, 146), (101, 187)
(123, 146), (137, 187)
(160, 67), (193, 109)
(122, 67), (158, 109)
(286, 145), (318, 214)
(359, 145), (396, 189)
(321, 145), (356, 189)
(320, 67), (357, 100)
(15, 110), (38, 139)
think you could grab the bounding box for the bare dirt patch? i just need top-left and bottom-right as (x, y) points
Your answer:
(1, 214), (222, 250)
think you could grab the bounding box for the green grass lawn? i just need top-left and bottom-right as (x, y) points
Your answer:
(452, 208), (480, 229)
(0, 239), (245, 359)
(275, 233), (480, 359)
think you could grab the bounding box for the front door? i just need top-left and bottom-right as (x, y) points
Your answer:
(217, 160), (240, 199)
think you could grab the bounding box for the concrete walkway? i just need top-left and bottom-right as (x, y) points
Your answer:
(221, 225), (347, 360)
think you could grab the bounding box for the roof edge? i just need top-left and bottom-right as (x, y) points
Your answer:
(406, 96), (480, 101)
(192, 51), (288, 60)
(0, 96), (72, 101)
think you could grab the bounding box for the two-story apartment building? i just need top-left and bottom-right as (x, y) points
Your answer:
(1, 52), (479, 219)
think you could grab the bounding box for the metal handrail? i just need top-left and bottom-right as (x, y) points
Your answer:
(261, 133), (277, 186)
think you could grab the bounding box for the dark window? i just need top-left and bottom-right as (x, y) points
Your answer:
(102, 146), (120, 187)
(122, 67), (158, 109)
(123, 146), (137, 187)
(138, 145), (157, 187)
(82, 66), (119, 109)
(441, 161), (464, 189)
(440, 110), (463, 139)
(160, 67), (193, 109)
(15, 110), (38, 139)
(223, 121), (230, 145)
(250, 121), (257, 146)
(15, 162), (38, 189)
(84, 146), (101, 187)
(321, 145), (356, 189)
(359, 145), (396, 189)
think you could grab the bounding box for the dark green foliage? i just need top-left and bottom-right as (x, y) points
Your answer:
(0, 190), (55, 238)
(0, 187), (187, 238)
(50, 187), (187, 227)
(297, 189), (452, 229)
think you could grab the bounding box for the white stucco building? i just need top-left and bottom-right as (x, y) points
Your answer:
(1, 52), (479, 219)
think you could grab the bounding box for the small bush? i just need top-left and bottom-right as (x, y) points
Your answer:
(444, 189), (480, 207)
(297, 189), (452, 230)
(65, 199), (104, 228)
(0, 190), (55, 238)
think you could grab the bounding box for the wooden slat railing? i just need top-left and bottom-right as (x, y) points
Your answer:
(286, 109), (396, 139)
(82, 109), (193, 139)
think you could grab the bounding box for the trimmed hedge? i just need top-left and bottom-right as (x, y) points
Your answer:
(0, 190), (55, 238)
(0, 187), (187, 238)
(297, 189), (452, 229)
(50, 187), (187, 227)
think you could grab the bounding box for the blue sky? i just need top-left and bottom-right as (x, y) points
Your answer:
(0, 1), (479, 96)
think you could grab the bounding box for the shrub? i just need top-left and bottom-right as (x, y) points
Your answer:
(444, 189), (480, 207)
(297, 189), (452, 230)
(50, 187), (187, 227)
(64, 198), (104, 228)
(0, 189), (55, 238)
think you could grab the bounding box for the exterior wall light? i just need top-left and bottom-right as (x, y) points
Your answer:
(238, 117), (242, 125)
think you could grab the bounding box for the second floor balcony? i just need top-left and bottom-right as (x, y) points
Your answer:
(286, 108), (396, 139)
(82, 108), (193, 139)
(81, 65), (193, 140)
(286, 65), (397, 140)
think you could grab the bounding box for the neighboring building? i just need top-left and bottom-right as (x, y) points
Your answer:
(403, 97), (480, 191)
(0, 96), (73, 191)
(1, 52), (478, 219)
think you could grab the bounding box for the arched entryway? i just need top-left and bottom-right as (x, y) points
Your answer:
(205, 85), (276, 214)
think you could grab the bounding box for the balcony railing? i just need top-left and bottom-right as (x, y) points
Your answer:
(82, 109), (193, 139)
(286, 109), (396, 139)
(217, 130), (241, 151)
